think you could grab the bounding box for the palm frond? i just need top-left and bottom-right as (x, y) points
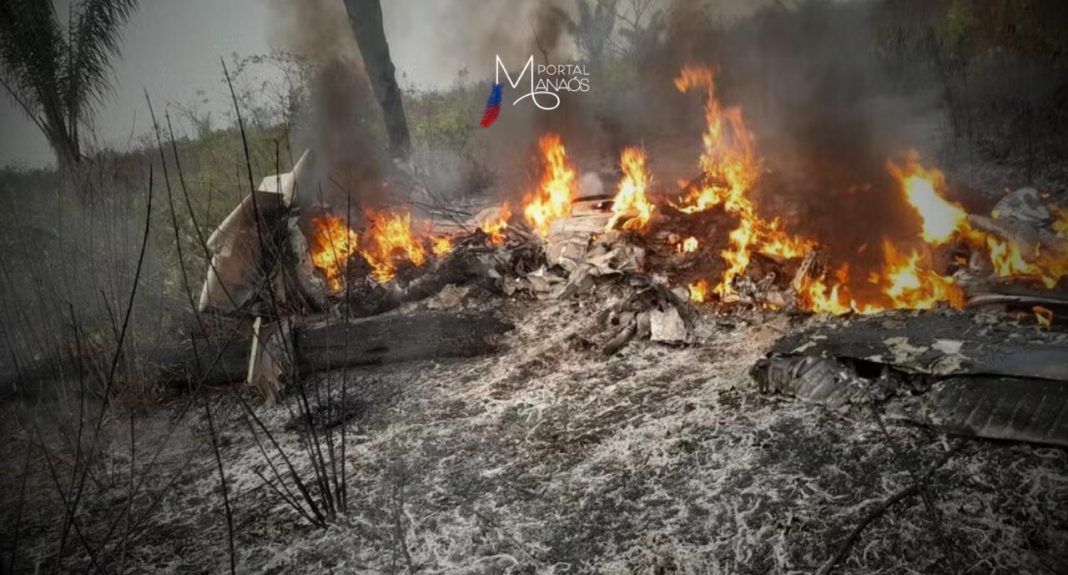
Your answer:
(69, 0), (139, 112)
(0, 0), (68, 123)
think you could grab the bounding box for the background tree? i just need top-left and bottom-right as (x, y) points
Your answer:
(0, 0), (139, 173)
(574, 0), (619, 68)
(342, 0), (411, 161)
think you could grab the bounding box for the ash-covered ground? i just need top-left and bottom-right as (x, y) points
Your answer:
(3, 290), (1067, 574)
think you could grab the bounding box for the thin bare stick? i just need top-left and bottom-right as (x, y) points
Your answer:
(145, 91), (206, 336)
(202, 382), (237, 574)
(57, 164), (153, 569)
(816, 444), (962, 575)
(8, 435), (34, 574)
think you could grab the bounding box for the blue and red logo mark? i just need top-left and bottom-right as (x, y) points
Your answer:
(479, 56), (590, 128)
(480, 83), (503, 128)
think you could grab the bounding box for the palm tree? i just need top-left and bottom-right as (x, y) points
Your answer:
(0, 0), (139, 173)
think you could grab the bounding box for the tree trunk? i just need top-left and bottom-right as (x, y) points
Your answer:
(42, 114), (80, 174)
(342, 0), (412, 161)
(48, 135), (80, 174)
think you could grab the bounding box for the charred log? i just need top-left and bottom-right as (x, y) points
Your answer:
(1, 313), (512, 395)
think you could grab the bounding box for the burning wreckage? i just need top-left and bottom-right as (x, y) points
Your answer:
(2, 62), (1063, 573)
(191, 67), (1068, 453)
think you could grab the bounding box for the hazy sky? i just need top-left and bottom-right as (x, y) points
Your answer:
(4, 0), (765, 168)
(0, 0), (496, 168)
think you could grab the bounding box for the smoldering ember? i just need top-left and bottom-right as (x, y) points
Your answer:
(1, 1), (1068, 574)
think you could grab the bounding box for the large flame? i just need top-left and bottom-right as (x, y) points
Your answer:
(308, 209), (449, 289)
(890, 154), (969, 244)
(309, 65), (1066, 315)
(308, 215), (360, 292)
(606, 147), (654, 231)
(524, 134), (578, 237)
(793, 155), (970, 314)
(360, 210), (428, 283)
(673, 66), (759, 215)
(891, 154), (1065, 289)
(798, 243), (964, 315)
(669, 72), (969, 313)
(673, 66), (813, 297)
(800, 275), (856, 316)
(878, 241), (964, 310)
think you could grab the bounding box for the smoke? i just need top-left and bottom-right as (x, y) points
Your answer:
(720, 1), (946, 291)
(615, 0), (950, 295)
(264, 0), (384, 205)
(264, 0), (951, 272)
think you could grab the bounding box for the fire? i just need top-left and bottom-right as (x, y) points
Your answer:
(878, 241), (964, 310)
(308, 215), (360, 292)
(360, 210), (428, 283)
(891, 154), (1065, 289)
(678, 236), (699, 254)
(524, 134), (578, 237)
(606, 147), (654, 231)
(890, 154), (970, 244)
(479, 203), (512, 245)
(987, 236), (1039, 278)
(759, 219), (815, 260)
(668, 69), (973, 313)
(433, 66), (1067, 316)
(673, 66), (812, 297)
(1053, 205), (1068, 238)
(688, 280), (709, 303)
(432, 236), (453, 256)
(673, 66), (759, 215)
(1034, 305), (1053, 327)
(799, 240), (964, 315)
(988, 237), (1066, 289)
(800, 276), (855, 316)
(307, 209), (455, 289)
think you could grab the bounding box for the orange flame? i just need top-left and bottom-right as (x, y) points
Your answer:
(607, 147), (654, 231)
(891, 153), (1065, 289)
(800, 242), (964, 315)
(800, 275), (856, 316)
(673, 66), (813, 297)
(309, 209), (452, 288)
(678, 236), (699, 254)
(308, 216), (360, 292)
(878, 241), (964, 310)
(689, 280), (709, 303)
(1052, 205), (1068, 238)
(360, 210), (428, 283)
(479, 203), (512, 245)
(890, 154), (970, 244)
(673, 67), (759, 215)
(432, 236), (453, 256)
(524, 134), (577, 237)
(1034, 305), (1053, 328)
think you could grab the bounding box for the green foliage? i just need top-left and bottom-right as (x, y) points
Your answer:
(940, 0), (973, 52)
(405, 84), (482, 151)
(877, 0), (1068, 69)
